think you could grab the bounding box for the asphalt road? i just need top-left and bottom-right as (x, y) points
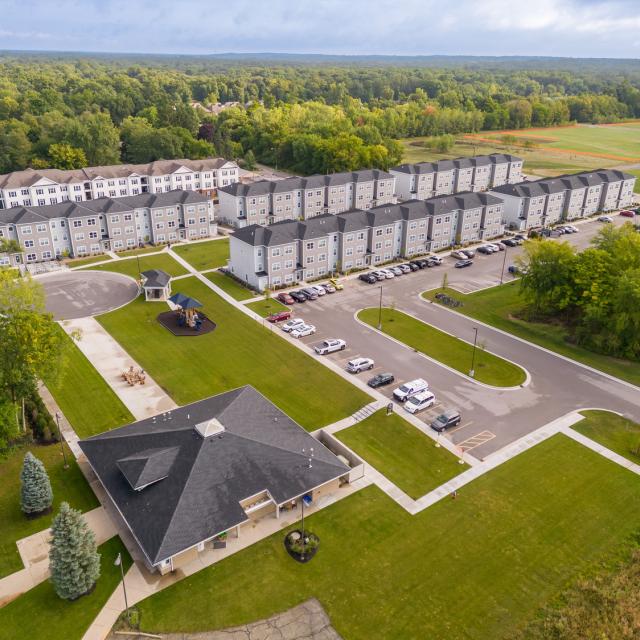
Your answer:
(288, 216), (640, 460)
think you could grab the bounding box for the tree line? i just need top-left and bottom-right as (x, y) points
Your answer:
(1, 56), (640, 175)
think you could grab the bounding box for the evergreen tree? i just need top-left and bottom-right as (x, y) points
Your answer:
(49, 502), (101, 600)
(20, 451), (53, 515)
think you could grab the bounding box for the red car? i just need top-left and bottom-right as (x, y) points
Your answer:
(620, 210), (635, 218)
(266, 310), (292, 323)
(276, 292), (295, 305)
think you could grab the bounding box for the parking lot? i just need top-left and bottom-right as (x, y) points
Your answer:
(273, 216), (640, 459)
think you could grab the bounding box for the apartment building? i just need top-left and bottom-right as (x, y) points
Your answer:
(0, 190), (215, 266)
(0, 158), (240, 210)
(491, 169), (636, 231)
(228, 192), (504, 290)
(391, 153), (523, 201)
(217, 169), (396, 227)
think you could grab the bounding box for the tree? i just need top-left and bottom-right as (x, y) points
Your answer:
(0, 238), (23, 256)
(49, 502), (101, 600)
(48, 143), (87, 170)
(20, 451), (53, 516)
(243, 149), (257, 170)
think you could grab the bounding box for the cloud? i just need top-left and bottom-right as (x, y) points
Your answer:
(1, 0), (639, 58)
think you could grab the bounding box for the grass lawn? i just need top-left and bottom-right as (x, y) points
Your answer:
(114, 246), (163, 257)
(336, 409), (466, 498)
(172, 238), (229, 271)
(97, 277), (369, 430)
(66, 255), (111, 268)
(422, 282), (640, 386)
(358, 307), (526, 387)
(0, 536), (131, 640)
(89, 253), (188, 279)
(0, 442), (99, 578)
(574, 410), (640, 465)
(136, 435), (640, 639)
(205, 271), (255, 301)
(44, 328), (134, 438)
(246, 297), (289, 317)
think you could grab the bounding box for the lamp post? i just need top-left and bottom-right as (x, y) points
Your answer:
(300, 447), (314, 561)
(54, 412), (69, 469)
(377, 284), (383, 330)
(136, 254), (141, 281)
(500, 245), (508, 285)
(114, 553), (129, 624)
(469, 327), (479, 378)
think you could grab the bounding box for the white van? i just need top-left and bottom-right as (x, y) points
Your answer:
(392, 378), (429, 402)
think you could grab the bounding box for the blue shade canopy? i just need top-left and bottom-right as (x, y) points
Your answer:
(168, 292), (203, 309)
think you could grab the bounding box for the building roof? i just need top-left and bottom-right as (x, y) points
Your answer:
(79, 386), (349, 565)
(390, 153), (522, 175)
(141, 269), (171, 289)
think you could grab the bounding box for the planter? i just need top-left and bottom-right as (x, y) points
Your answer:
(284, 529), (320, 563)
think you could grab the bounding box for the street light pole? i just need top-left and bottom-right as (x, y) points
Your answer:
(500, 246), (508, 285)
(300, 447), (314, 561)
(54, 412), (69, 469)
(469, 327), (479, 378)
(377, 284), (383, 330)
(114, 553), (129, 624)
(136, 254), (141, 281)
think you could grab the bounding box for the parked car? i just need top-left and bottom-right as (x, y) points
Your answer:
(290, 323), (316, 338)
(477, 245), (493, 255)
(321, 282), (336, 293)
(461, 249), (476, 258)
(487, 243), (502, 252)
(276, 292), (295, 305)
(281, 318), (306, 332)
(430, 410), (462, 432)
(620, 209), (635, 218)
(513, 234), (526, 242)
(415, 258), (430, 268)
(501, 238), (518, 247)
(289, 290), (307, 303)
(359, 272), (377, 284)
(314, 338), (346, 355)
(346, 357), (375, 373)
(311, 285), (327, 296)
(390, 266), (403, 276)
(409, 260), (425, 270)
(598, 215), (613, 223)
(426, 256), (443, 267)
(372, 271), (386, 281)
(564, 225), (579, 233)
(407, 262), (420, 272)
(329, 278), (344, 290)
(301, 287), (319, 300)
(455, 259), (473, 268)
(266, 310), (292, 323)
(367, 372), (395, 388)
(379, 269), (395, 279)
(398, 264), (411, 274)
(392, 378), (429, 402)
(404, 390), (436, 414)
(451, 250), (468, 260)
(507, 265), (521, 275)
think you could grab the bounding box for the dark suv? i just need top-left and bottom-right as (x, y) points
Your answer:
(430, 410), (462, 432)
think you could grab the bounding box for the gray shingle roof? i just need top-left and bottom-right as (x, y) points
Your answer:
(141, 269), (171, 288)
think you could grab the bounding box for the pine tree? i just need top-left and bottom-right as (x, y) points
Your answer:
(20, 451), (53, 515)
(49, 502), (101, 600)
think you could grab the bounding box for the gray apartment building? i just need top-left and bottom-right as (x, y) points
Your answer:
(391, 153), (523, 201)
(228, 192), (504, 291)
(0, 190), (215, 267)
(491, 169), (637, 231)
(217, 169), (396, 228)
(0, 158), (240, 210)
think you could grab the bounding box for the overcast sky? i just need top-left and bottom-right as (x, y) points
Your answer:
(2, 0), (640, 58)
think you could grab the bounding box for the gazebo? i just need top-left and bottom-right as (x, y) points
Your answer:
(141, 269), (172, 301)
(169, 292), (204, 328)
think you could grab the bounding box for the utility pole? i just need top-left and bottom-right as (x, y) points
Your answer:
(500, 245), (508, 285)
(136, 254), (142, 281)
(300, 447), (314, 561)
(114, 553), (129, 623)
(469, 327), (479, 378)
(377, 284), (383, 330)
(54, 412), (69, 469)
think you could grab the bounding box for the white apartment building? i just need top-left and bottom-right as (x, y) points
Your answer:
(217, 169), (396, 228)
(0, 190), (215, 266)
(491, 169), (637, 231)
(0, 158), (239, 210)
(391, 153), (523, 201)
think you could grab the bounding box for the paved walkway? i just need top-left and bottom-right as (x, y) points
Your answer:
(59, 317), (177, 421)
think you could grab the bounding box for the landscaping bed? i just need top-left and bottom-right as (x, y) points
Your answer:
(284, 530), (320, 563)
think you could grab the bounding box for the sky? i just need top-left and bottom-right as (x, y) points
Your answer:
(2, 0), (640, 59)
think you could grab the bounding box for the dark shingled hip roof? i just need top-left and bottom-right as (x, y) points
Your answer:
(141, 269), (171, 288)
(79, 386), (349, 566)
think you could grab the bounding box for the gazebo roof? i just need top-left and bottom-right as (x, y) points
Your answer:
(168, 292), (203, 309)
(141, 269), (171, 288)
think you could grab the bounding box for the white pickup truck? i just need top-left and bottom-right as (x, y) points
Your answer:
(314, 339), (347, 355)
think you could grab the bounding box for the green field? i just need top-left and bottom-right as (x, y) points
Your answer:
(172, 238), (229, 271)
(358, 307), (527, 387)
(97, 277), (369, 430)
(114, 246), (163, 257)
(205, 271), (256, 301)
(89, 253), (188, 279)
(422, 283), (640, 386)
(0, 536), (131, 640)
(45, 328), (134, 438)
(136, 435), (640, 639)
(574, 410), (640, 465)
(245, 297), (289, 317)
(0, 442), (98, 578)
(336, 410), (466, 498)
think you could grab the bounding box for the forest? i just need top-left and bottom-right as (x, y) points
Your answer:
(1, 54), (640, 175)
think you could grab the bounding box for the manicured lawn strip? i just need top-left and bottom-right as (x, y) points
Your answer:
(137, 435), (640, 639)
(358, 307), (526, 387)
(173, 238), (229, 271)
(574, 410), (640, 465)
(97, 277), (369, 430)
(205, 271), (255, 301)
(422, 283), (640, 386)
(114, 246), (163, 257)
(0, 536), (131, 640)
(246, 298), (289, 317)
(66, 255), (111, 268)
(44, 327), (134, 438)
(90, 253), (188, 279)
(336, 410), (466, 498)
(0, 442), (99, 578)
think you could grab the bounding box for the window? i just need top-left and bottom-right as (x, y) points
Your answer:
(306, 242), (314, 250)
(41, 251), (52, 259)
(73, 220), (83, 228)
(375, 229), (383, 236)
(75, 233), (85, 241)
(26, 253), (37, 262)
(24, 240), (34, 248)
(89, 231), (98, 239)
(271, 248), (281, 257)
(87, 218), (96, 226)
(36, 223), (46, 233)
(124, 214), (133, 221)
(39, 238), (49, 246)
(272, 263), (281, 271)
(110, 216), (120, 224)
(306, 256), (314, 264)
